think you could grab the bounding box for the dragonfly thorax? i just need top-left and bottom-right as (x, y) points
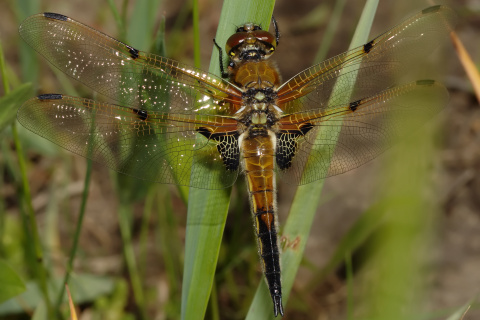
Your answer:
(243, 87), (278, 104)
(237, 106), (279, 128)
(236, 87), (282, 127)
(251, 111), (267, 124)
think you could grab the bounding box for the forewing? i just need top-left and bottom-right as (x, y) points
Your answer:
(18, 13), (242, 116)
(277, 80), (449, 184)
(277, 5), (456, 113)
(18, 94), (240, 189)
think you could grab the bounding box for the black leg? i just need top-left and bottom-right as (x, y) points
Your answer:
(213, 39), (229, 78)
(272, 16), (280, 46)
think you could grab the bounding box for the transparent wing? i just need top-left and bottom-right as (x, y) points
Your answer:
(274, 5), (455, 184)
(277, 80), (449, 184)
(277, 5), (456, 113)
(19, 13), (242, 116)
(18, 94), (240, 189)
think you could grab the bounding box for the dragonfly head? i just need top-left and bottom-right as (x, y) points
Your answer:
(226, 23), (277, 65)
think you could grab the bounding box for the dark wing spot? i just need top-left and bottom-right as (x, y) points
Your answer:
(349, 99), (361, 112)
(127, 45), (139, 59)
(38, 93), (62, 100)
(363, 40), (374, 53)
(197, 127), (240, 171)
(276, 123), (313, 170)
(276, 133), (297, 170)
(216, 133), (240, 171)
(44, 12), (68, 21)
(132, 108), (148, 121)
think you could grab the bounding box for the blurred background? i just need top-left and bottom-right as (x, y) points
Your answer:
(0, 0), (479, 319)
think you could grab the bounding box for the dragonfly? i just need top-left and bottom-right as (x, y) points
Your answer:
(18, 6), (456, 317)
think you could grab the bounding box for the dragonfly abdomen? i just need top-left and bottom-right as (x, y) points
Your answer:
(240, 130), (284, 316)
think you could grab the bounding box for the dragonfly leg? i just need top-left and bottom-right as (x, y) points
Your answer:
(213, 39), (229, 78)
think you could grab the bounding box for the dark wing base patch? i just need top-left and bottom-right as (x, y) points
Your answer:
(197, 127), (240, 171)
(276, 123), (313, 170)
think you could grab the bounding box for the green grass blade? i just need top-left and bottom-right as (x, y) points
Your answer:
(125, 0), (162, 50)
(446, 298), (476, 320)
(15, 0), (40, 84)
(345, 251), (354, 320)
(117, 199), (147, 320)
(106, 0), (126, 41)
(0, 83), (33, 132)
(54, 121), (94, 312)
(313, 0), (347, 63)
(31, 302), (47, 320)
(181, 1), (275, 319)
(192, 0), (201, 69)
(181, 187), (231, 320)
(247, 1), (379, 317)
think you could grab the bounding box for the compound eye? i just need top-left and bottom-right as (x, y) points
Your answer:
(253, 30), (277, 49)
(225, 32), (248, 56)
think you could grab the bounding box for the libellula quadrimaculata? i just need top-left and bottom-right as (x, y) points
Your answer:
(18, 6), (456, 316)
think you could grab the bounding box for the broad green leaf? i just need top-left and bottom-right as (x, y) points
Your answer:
(0, 260), (26, 303)
(0, 274), (114, 315)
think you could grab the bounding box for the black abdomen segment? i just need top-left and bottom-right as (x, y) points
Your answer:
(252, 201), (283, 317)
